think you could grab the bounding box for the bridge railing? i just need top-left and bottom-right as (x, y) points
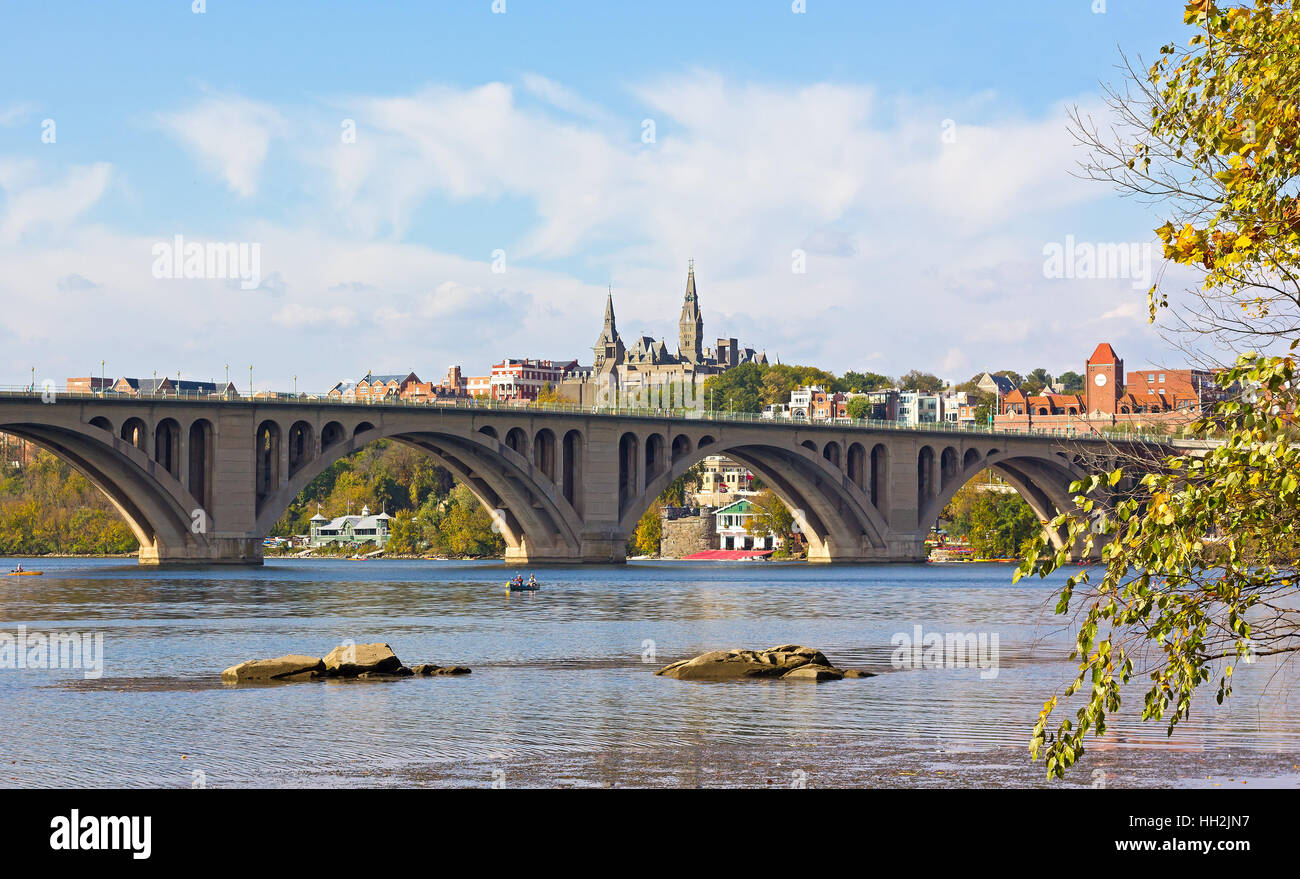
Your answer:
(0, 385), (1195, 444)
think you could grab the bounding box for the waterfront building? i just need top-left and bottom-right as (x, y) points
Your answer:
(712, 497), (799, 551)
(308, 505), (392, 548)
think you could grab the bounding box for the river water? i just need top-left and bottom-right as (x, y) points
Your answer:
(1, 558), (1296, 789)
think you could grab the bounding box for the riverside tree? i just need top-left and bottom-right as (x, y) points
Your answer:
(1023, 0), (1300, 779)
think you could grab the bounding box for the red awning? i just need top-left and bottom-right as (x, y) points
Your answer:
(681, 549), (775, 561)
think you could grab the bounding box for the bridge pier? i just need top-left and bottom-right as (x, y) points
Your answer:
(138, 537), (264, 566)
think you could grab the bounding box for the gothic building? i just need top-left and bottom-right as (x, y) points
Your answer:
(564, 262), (766, 406)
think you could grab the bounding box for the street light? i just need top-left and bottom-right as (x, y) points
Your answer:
(249, 365), (253, 399)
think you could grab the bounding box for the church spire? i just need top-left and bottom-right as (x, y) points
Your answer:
(594, 286), (624, 371)
(679, 260), (703, 364)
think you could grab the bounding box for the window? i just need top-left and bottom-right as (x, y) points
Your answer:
(1158, 373), (1165, 382)
(1148, 373), (1155, 381)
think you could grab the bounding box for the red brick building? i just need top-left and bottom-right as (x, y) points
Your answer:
(994, 342), (1229, 433)
(488, 358), (578, 402)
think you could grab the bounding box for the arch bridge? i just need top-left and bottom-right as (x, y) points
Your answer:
(0, 395), (1175, 565)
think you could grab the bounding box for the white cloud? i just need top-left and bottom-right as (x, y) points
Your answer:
(157, 94), (284, 197)
(0, 75), (1178, 388)
(0, 162), (111, 244)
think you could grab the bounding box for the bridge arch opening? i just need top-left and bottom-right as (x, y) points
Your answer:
(121, 417), (147, 452)
(626, 436), (890, 561)
(870, 443), (888, 512)
(188, 418), (213, 513)
(321, 421), (344, 452)
(478, 426), (498, 441)
(618, 432), (639, 517)
(505, 427), (528, 458)
(645, 434), (666, 482)
(940, 446), (959, 491)
(89, 416), (112, 434)
(918, 446), (936, 508)
(288, 420), (314, 478)
(0, 420), (213, 564)
(154, 418), (181, 479)
(698, 435), (714, 449)
(671, 434), (692, 462)
(255, 420), (282, 511)
(923, 450), (1088, 554)
(847, 442), (866, 491)
(533, 428), (557, 481)
(823, 441), (841, 469)
(562, 429), (583, 513)
(354, 421), (375, 438)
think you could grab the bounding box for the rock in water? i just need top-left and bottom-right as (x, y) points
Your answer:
(221, 655), (325, 683)
(433, 666), (471, 676)
(782, 664), (844, 681)
(323, 642), (402, 676)
(655, 644), (841, 681)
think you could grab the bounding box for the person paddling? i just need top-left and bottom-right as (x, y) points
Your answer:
(527, 573), (537, 588)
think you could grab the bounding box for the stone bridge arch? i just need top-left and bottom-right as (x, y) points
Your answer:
(249, 412), (587, 563)
(622, 427), (892, 563)
(0, 417), (226, 564)
(917, 442), (1094, 553)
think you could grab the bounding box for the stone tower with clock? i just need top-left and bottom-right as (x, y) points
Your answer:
(1086, 342), (1124, 414)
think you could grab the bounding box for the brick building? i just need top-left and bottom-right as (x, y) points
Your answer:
(489, 358), (578, 402)
(994, 342), (1230, 432)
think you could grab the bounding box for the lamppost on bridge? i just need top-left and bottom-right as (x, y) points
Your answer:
(249, 365), (253, 400)
(294, 375), (297, 397)
(100, 360), (105, 397)
(152, 370), (157, 398)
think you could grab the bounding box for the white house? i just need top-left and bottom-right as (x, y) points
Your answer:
(309, 505), (393, 548)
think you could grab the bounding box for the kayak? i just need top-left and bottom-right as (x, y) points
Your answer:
(6, 571), (43, 576)
(506, 582), (540, 592)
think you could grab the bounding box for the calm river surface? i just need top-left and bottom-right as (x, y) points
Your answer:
(1, 558), (1297, 788)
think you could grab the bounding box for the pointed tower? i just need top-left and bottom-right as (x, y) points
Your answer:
(678, 260), (704, 364)
(593, 287), (625, 372)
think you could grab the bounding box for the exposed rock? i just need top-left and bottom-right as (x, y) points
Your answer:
(433, 666), (472, 676)
(842, 669), (877, 679)
(655, 644), (840, 681)
(323, 642), (402, 676)
(782, 664), (844, 681)
(224, 646), (467, 683)
(221, 655), (325, 683)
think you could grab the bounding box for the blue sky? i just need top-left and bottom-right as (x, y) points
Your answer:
(0, 0), (1198, 391)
